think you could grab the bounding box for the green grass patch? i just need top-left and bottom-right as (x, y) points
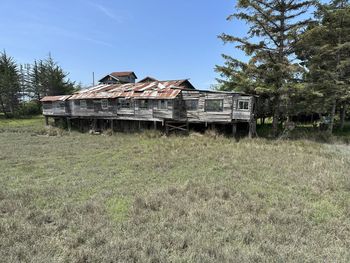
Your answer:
(106, 197), (130, 222)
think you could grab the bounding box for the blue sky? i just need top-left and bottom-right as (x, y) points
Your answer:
(0, 0), (248, 89)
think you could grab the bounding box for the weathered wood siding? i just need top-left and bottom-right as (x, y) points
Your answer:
(153, 100), (174, 120)
(69, 99), (117, 117)
(68, 98), (175, 121)
(42, 91), (255, 124)
(42, 101), (69, 116)
(181, 91), (233, 123)
(232, 95), (253, 121)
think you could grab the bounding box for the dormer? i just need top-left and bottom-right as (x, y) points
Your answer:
(99, 71), (138, 84)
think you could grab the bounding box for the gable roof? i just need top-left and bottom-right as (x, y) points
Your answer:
(98, 71), (138, 83)
(110, 71), (137, 79)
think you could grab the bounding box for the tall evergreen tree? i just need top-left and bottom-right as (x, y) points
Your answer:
(216, 0), (314, 136)
(28, 55), (76, 101)
(298, 0), (350, 133)
(0, 51), (21, 117)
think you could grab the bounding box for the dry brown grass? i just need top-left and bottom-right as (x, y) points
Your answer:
(0, 118), (350, 262)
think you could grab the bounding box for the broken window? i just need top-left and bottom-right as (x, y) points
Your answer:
(205, 99), (223, 112)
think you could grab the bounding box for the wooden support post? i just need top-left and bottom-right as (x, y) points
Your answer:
(252, 119), (257, 137)
(165, 121), (169, 136)
(138, 121), (141, 131)
(111, 119), (114, 134)
(248, 121), (252, 138)
(248, 120), (256, 138)
(232, 122), (237, 137)
(92, 119), (97, 132)
(45, 116), (49, 126)
(186, 121), (189, 134)
(67, 118), (71, 132)
(153, 121), (157, 130)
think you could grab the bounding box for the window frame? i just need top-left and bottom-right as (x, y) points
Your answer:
(157, 100), (168, 110)
(204, 99), (224, 112)
(101, 99), (109, 110)
(185, 99), (198, 111)
(57, 101), (65, 110)
(117, 98), (134, 109)
(80, 100), (87, 109)
(139, 99), (150, 110)
(237, 100), (249, 111)
(43, 102), (52, 110)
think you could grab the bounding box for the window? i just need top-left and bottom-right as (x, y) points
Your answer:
(139, 100), (150, 109)
(238, 100), (249, 110)
(118, 98), (133, 109)
(185, 100), (198, 111)
(87, 100), (93, 110)
(43, 102), (52, 110)
(205, 99), (223, 112)
(59, 102), (65, 110)
(101, 99), (108, 110)
(80, 100), (87, 109)
(158, 100), (167, 110)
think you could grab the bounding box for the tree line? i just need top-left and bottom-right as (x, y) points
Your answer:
(216, 0), (350, 135)
(0, 52), (78, 118)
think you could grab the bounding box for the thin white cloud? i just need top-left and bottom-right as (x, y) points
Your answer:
(90, 3), (124, 23)
(19, 22), (113, 48)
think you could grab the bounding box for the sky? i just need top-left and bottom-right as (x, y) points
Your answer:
(0, 0), (248, 89)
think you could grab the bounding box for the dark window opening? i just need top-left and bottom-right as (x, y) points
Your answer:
(101, 99), (108, 110)
(158, 100), (167, 109)
(238, 100), (249, 110)
(205, 99), (223, 112)
(139, 100), (150, 109)
(43, 102), (52, 110)
(118, 98), (133, 109)
(185, 100), (198, 111)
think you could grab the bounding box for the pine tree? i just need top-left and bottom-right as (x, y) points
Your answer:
(298, 0), (350, 133)
(216, 0), (314, 136)
(28, 55), (76, 100)
(0, 51), (21, 117)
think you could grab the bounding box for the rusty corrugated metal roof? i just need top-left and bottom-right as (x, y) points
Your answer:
(68, 80), (185, 100)
(40, 95), (71, 102)
(40, 78), (195, 102)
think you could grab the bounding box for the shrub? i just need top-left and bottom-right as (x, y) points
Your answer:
(16, 101), (41, 116)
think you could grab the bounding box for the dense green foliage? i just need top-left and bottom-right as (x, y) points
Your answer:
(216, 0), (350, 135)
(0, 52), (21, 117)
(0, 119), (349, 262)
(0, 52), (77, 117)
(298, 0), (350, 133)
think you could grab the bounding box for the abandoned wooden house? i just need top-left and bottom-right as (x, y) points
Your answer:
(41, 71), (257, 136)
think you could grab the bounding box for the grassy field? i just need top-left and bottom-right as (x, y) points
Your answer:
(1, 117), (350, 262)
